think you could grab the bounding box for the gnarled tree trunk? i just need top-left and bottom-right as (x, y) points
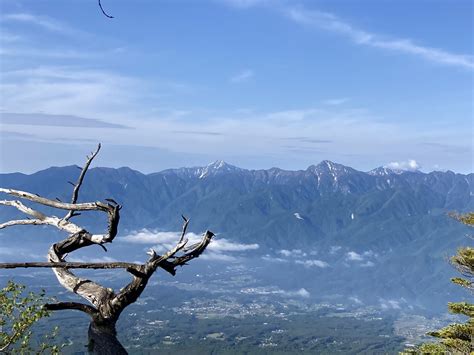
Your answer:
(88, 319), (126, 355)
(0, 144), (215, 354)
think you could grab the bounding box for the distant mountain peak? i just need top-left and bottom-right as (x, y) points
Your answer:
(198, 160), (241, 178)
(308, 160), (353, 176)
(368, 165), (423, 176)
(207, 160), (230, 169)
(368, 167), (398, 176)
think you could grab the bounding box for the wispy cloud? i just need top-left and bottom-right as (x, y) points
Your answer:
(3, 13), (65, 32)
(380, 298), (403, 310)
(0, 66), (147, 121)
(241, 286), (310, 298)
(345, 250), (376, 267)
(2, 12), (85, 38)
(279, 249), (306, 257)
(285, 7), (473, 70)
(276, 249), (329, 268)
(323, 98), (349, 106)
(223, 2), (473, 70)
(230, 69), (255, 83)
(0, 113), (129, 129)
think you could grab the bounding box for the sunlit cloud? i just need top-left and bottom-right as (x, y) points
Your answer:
(346, 251), (364, 261)
(385, 159), (421, 172)
(120, 229), (259, 262)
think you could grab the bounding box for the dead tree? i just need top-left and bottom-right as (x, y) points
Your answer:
(0, 144), (214, 354)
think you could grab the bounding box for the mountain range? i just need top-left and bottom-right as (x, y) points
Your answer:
(0, 160), (473, 312)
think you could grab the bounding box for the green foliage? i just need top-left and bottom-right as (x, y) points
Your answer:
(0, 281), (62, 354)
(405, 212), (474, 354)
(448, 302), (474, 317)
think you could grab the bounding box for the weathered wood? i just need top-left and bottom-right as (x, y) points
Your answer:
(0, 261), (141, 270)
(0, 145), (215, 354)
(64, 144), (101, 221)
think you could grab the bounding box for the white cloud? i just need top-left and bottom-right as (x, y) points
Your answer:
(278, 249), (306, 257)
(295, 259), (329, 268)
(241, 286), (310, 298)
(208, 238), (259, 252)
(292, 288), (310, 298)
(120, 229), (176, 244)
(275, 249), (328, 268)
(122, 229), (258, 251)
(0, 66), (146, 121)
(279, 249), (292, 257)
(230, 69), (254, 83)
(380, 299), (402, 310)
(262, 255), (288, 263)
(330, 246), (341, 254)
(1, 61), (467, 174)
(200, 253), (238, 262)
(285, 7), (473, 70)
(224, 2), (474, 69)
(120, 229), (258, 262)
(346, 250), (377, 267)
(385, 159), (421, 172)
(346, 251), (364, 261)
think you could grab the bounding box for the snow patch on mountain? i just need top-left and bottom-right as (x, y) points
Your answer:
(294, 212), (304, 220)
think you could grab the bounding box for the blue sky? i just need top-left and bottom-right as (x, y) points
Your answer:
(0, 0), (472, 173)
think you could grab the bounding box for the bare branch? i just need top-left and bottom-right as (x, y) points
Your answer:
(0, 145), (214, 341)
(44, 302), (98, 317)
(0, 188), (121, 243)
(171, 230), (215, 268)
(179, 215), (189, 243)
(0, 199), (82, 234)
(64, 143), (101, 221)
(0, 199), (46, 220)
(0, 219), (46, 229)
(0, 188), (112, 212)
(0, 261), (142, 270)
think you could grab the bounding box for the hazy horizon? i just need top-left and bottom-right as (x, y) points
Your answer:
(0, 0), (472, 174)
